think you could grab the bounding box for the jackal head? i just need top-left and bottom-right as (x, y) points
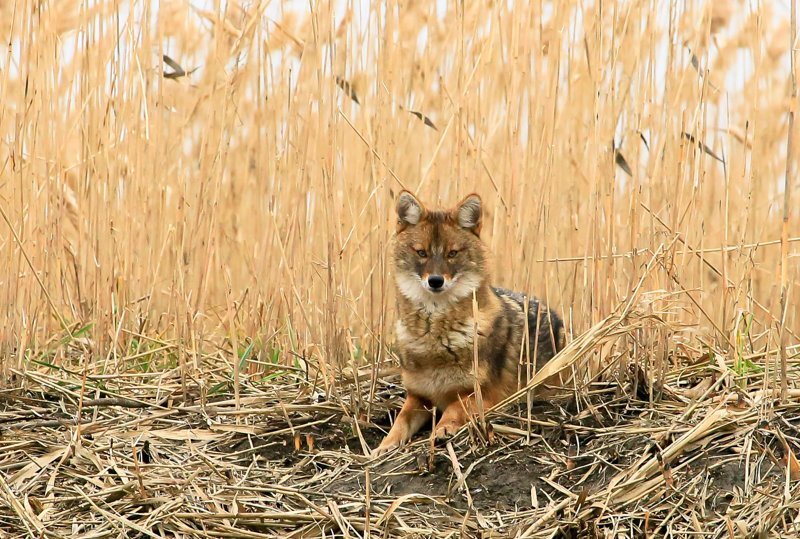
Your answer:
(393, 191), (489, 309)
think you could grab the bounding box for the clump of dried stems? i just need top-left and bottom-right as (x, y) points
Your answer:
(0, 0), (798, 537)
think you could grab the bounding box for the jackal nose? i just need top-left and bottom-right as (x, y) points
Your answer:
(427, 275), (445, 290)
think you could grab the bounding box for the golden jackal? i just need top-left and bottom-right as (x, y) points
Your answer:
(375, 191), (565, 454)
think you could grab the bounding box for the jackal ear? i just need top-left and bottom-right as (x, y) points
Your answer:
(456, 194), (482, 235)
(396, 191), (424, 229)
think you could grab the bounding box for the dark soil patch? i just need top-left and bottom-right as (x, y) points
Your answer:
(212, 402), (614, 512)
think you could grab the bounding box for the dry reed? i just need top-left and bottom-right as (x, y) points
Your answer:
(1, 0), (799, 537)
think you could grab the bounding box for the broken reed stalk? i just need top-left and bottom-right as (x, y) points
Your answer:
(780, 0), (797, 402)
(223, 269), (241, 411)
(522, 293), (532, 444)
(364, 466), (371, 537)
(471, 290), (485, 429)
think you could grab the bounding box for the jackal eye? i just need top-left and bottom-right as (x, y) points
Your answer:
(447, 250), (458, 259)
(416, 249), (428, 258)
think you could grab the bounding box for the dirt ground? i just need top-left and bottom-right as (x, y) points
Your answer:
(226, 397), (781, 521)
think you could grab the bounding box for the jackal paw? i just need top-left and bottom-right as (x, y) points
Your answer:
(372, 436), (404, 457)
(371, 444), (395, 457)
(434, 421), (462, 439)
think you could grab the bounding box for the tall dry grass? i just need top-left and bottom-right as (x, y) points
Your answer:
(0, 0), (797, 396)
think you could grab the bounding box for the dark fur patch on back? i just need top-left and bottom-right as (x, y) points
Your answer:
(487, 301), (515, 381)
(493, 287), (563, 369)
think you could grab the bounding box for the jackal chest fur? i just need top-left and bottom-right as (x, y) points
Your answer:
(395, 313), (476, 361)
(394, 307), (495, 407)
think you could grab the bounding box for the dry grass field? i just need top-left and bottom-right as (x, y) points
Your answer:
(1, 0), (799, 537)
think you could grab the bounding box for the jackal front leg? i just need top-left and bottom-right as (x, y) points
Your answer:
(373, 393), (431, 456)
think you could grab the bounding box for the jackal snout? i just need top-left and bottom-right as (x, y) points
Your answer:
(426, 274), (445, 290)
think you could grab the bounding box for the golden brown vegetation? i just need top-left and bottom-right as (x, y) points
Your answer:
(1, 1), (799, 537)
